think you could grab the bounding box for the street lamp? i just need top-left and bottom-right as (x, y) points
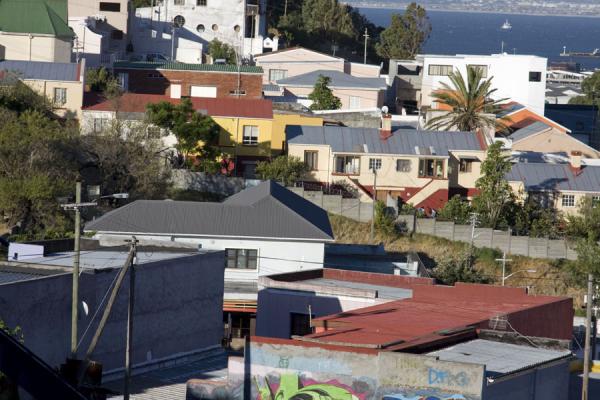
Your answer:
(502, 269), (537, 286)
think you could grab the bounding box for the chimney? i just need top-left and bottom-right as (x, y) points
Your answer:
(570, 150), (582, 173)
(380, 110), (392, 140)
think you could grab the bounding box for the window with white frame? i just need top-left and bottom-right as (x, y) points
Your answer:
(93, 117), (109, 133)
(467, 64), (488, 78)
(428, 64), (453, 76)
(418, 159), (444, 178)
(53, 88), (67, 105)
(459, 159), (474, 173)
(592, 195), (600, 207)
(304, 150), (318, 171)
(349, 96), (361, 109)
(396, 159), (411, 172)
(561, 194), (575, 207)
(268, 69), (287, 82)
(334, 155), (360, 175)
(369, 158), (382, 171)
(242, 125), (259, 145)
(225, 249), (258, 269)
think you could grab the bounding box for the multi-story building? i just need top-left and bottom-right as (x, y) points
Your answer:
(131, 0), (275, 63)
(0, 0), (73, 63)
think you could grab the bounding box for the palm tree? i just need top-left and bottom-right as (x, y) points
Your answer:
(425, 66), (510, 132)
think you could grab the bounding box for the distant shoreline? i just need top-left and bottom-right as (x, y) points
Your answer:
(355, 5), (600, 19)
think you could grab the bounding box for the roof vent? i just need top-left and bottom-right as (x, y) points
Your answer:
(488, 314), (508, 330)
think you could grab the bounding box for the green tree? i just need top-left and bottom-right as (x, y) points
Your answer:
(255, 156), (309, 186)
(471, 142), (514, 229)
(375, 3), (431, 60)
(146, 99), (220, 157)
(565, 196), (600, 240)
(569, 71), (600, 107)
(374, 200), (396, 236)
(301, 0), (356, 41)
(0, 73), (51, 115)
(208, 39), (237, 65)
(437, 195), (472, 224)
(425, 66), (510, 132)
(432, 251), (489, 285)
(570, 237), (600, 287)
(511, 197), (564, 238)
(308, 75), (342, 111)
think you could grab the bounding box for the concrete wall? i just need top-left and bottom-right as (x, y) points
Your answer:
(286, 186), (374, 223)
(281, 86), (384, 110)
(397, 215), (577, 260)
(0, 33), (71, 63)
(0, 252), (224, 372)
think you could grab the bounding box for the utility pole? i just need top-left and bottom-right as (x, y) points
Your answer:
(583, 273), (594, 400)
(124, 237), (138, 400)
(468, 213), (479, 269)
(363, 28), (369, 64)
(284, 0), (288, 17)
(370, 169), (377, 241)
(496, 251), (513, 286)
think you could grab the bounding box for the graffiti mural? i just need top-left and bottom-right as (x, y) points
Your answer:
(383, 393), (466, 400)
(255, 373), (366, 400)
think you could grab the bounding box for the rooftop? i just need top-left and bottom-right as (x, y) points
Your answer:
(428, 339), (572, 378)
(0, 265), (62, 285)
(112, 61), (263, 74)
(0, 0), (73, 37)
(83, 93), (273, 119)
(506, 161), (600, 193)
(277, 70), (386, 90)
(509, 121), (551, 143)
(0, 60), (80, 82)
(86, 181), (334, 242)
(286, 125), (485, 156)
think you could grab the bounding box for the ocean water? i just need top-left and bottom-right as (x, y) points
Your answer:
(359, 9), (600, 70)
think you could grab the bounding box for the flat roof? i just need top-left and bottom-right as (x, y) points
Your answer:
(299, 278), (413, 300)
(428, 339), (572, 377)
(0, 266), (63, 285)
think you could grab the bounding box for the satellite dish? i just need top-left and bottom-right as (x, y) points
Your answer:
(81, 301), (89, 316)
(173, 15), (185, 28)
(381, 105), (389, 114)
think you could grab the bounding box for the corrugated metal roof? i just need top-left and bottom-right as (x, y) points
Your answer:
(86, 181), (334, 241)
(0, 0), (73, 37)
(113, 61), (263, 74)
(277, 70), (387, 90)
(428, 339), (571, 377)
(509, 121), (551, 142)
(0, 60), (79, 81)
(506, 162), (600, 192)
(286, 125), (484, 156)
(0, 270), (45, 285)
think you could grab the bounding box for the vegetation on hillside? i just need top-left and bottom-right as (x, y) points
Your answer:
(255, 156), (308, 186)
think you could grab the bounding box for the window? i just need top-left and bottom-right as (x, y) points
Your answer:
(53, 88), (67, 105)
(229, 89), (246, 96)
(197, 0), (207, 5)
(225, 249), (258, 269)
(234, 24), (241, 33)
(99, 2), (120, 12)
(111, 29), (124, 40)
(561, 194), (575, 207)
(304, 151), (318, 170)
(418, 159), (444, 178)
(174, 0), (185, 5)
(428, 64), (453, 76)
(268, 69), (287, 82)
(334, 155), (360, 175)
(212, 24), (219, 31)
(592, 196), (600, 207)
(529, 71), (542, 82)
(173, 15), (186, 27)
(242, 126), (259, 145)
(290, 313), (312, 337)
(196, 24), (205, 33)
(396, 159), (411, 172)
(459, 159), (474, 173)
(349, 96), (361, 109)
(369, 158), (382, 171)
(467, 64), (488, 78)
(147, 72), (162, 78)
(93, 118), (109, 133)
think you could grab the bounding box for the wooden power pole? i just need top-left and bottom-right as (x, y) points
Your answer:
(583, 273), (594, 400)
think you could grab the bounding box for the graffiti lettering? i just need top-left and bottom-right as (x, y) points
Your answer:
(428, 368), (469, 388)
(255, 373), (364, 400)
(383, 394), (466, 400)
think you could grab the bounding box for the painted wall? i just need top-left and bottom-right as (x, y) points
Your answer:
(0, 33), (71, 63)
(216, 116), (274, 158)
(281, 86), (384, 110)
(68, 0), (130, 33)
(511, 128), (599, 159)
(256, 49), (345, 84)
(344, 62), (382, 78)
(272, 113), (323, 154)
(25, 78), (84, 119)
(0, 252), (224, 372)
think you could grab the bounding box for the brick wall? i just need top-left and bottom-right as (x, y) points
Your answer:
(115, 68), (263, 98)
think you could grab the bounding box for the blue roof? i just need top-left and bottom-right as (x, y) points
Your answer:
(506, 162), (600, 193)
(277, 69), (387, 90)
(286, 125), (484, 156)
(497, 102), (526, 117)
(509, 121), (551, 142)
(0, 60), (79, 81)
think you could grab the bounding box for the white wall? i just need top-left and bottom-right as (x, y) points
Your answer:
(421, 54), (547, 115)
(69, 17), (105, 67)
(0, 33), (71, 63)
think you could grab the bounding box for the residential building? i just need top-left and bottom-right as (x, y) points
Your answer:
(0, 59), (86, 119)
(0, 0), (73, 63)
(545, 83), (583, 105)
(387, 59), (422, 114)
(286, 118), (488, 211)
(0, 241), (225, 374)
(68, 0), (131, 67)
(545, 104), (600, 150)
(500, 102), (570, 133)
(131, 0), (275, 63)
(391, 54), (547, 115)
(112, 61), (263, 98)
(85, 181), (335, 339)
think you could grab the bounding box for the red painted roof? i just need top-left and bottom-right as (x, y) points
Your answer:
(306, 283), (573, 348)
(82, 92), (273, 119)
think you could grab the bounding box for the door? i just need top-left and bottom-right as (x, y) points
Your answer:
(170, 84), (182, 99)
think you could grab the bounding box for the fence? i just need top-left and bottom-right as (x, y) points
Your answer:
(286, 186), (373, 223)
(396, 215), (577, 260)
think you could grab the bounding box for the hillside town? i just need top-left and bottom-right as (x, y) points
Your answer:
(1, 1), (600, 400)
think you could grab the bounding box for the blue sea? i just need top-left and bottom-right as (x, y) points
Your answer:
(358, 9), (600, 71)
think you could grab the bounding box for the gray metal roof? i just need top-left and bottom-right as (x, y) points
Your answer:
(0, 270), (46, 285)
(428, 339), (571, 377)
(86, 181), (334, 241)
(263, 83), (281, 92)
(286, 125), (484, 156)
(0, 60), (79, 81)
(509, 121), (551, 142)
(506, 162), (600, 193)
(277, 70), (387, 90)
(299, 278), (413, 300)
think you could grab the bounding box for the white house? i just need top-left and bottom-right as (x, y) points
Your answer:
(419, 53), (548, 115)
(131, 0), (276, 63)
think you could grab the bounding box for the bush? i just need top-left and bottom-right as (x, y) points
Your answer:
(437, 195), (471, 224)
(255, 156), (309, 186)
(432, 252), (490, 285)
(374, 200), (397, 236)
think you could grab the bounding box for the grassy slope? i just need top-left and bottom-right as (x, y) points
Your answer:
(329, 214), (583, 307)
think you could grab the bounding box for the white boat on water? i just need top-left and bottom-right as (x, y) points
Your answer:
(501, 19), (512, 30)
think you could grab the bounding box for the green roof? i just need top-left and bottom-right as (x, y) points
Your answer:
(113, 61), (264, 74)
(0, 0), (73, 38)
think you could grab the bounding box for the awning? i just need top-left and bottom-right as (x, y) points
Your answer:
(459, 156), (480, 161)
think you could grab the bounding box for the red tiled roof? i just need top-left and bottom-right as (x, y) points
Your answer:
(305, 283), (573, 349)
(82, 92), (273, 119)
